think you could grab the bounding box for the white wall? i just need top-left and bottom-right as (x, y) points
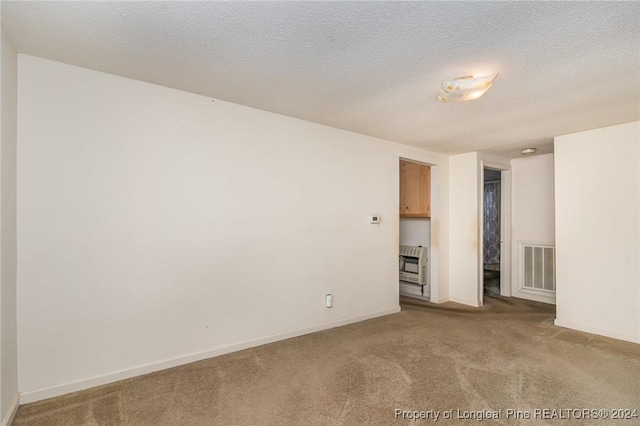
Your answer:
(554, 122), (639, 343)
(448, 152), (480, 306)
(511, 154), (555, 304)
(399, 219), (430, 248)
(448, 151), (512, 307)
(0, 25), (19, 425)
(17, 55), (449, 401)
(430, 161), (449, 304)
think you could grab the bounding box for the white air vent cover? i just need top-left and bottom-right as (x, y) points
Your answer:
(522, 243), (555, 292)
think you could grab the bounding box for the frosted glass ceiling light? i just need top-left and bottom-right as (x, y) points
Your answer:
(436, 73), (499, 102)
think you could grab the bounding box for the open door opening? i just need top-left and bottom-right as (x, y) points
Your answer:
(398, 159), (432, 303)
(483, 168), (502, 298)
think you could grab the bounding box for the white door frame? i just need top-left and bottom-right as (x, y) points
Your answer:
(478, 161), (512, 305)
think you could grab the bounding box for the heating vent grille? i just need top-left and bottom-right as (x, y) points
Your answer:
(399, 246), (425, 258)
(522, 244), (555, 292)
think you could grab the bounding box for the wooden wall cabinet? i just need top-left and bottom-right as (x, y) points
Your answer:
(400, 160), (431, 218)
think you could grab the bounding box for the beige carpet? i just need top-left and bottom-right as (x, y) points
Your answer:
(13, 296), (640, 425)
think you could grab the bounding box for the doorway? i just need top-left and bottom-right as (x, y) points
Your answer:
(483, 168), (502, 298)
(398, 158), (433, 303)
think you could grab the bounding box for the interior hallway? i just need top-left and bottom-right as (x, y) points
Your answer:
(13, 296), (640, 425)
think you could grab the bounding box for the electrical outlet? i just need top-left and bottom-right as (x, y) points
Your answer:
(325, 293), (333, 308)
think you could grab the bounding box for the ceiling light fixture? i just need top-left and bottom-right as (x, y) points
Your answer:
(521, 148), (536, 155)
(436, 73), (499, 102)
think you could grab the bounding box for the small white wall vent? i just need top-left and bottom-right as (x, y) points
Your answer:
(521, 243), (555, 292)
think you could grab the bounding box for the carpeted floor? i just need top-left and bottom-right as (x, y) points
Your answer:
(13, 296), (640, 425)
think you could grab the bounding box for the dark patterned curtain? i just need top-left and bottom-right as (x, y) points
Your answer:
(483, 182), (501, 265)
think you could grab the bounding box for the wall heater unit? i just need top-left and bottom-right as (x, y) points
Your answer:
(399, 246), (427, 285)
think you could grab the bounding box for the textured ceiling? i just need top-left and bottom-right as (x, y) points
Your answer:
(2, 1), (639, 156)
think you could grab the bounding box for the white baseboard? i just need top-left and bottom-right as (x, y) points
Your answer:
(449, 296), (480, 307)
(399, 292), (430, 302)
(513, 289), (556, 305)
(20, 307), (400, 404)
(399, 290), (448, 305)
(1, 393), (19, 426)
(554, 319), (640, 344)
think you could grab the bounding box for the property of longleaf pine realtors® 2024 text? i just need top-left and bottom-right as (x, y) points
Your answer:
(393, 408), (639, 421)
